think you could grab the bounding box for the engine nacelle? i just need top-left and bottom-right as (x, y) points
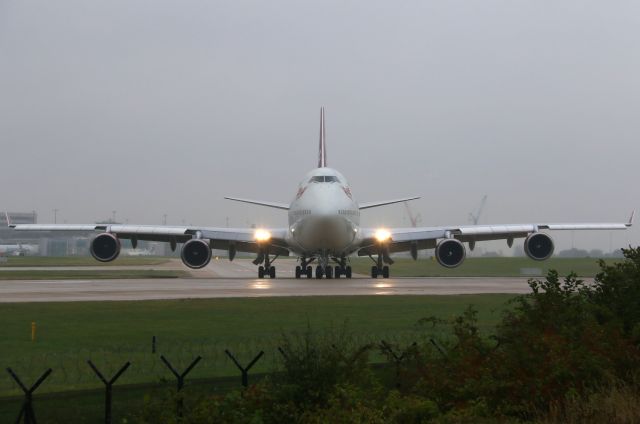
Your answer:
(524, 232), (554, 261)
(435, 238), (466, 268)
(90, 233), (121, 262)
(181, 239), (212, 269)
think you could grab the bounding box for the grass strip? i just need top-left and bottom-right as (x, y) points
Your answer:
(0, 270), (188, 280)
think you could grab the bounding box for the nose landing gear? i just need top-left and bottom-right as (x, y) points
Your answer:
(313, 254), (333, 279)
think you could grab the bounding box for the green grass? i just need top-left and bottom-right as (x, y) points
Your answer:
(0, 269), (188, 280)
(0, 256), (169, 267)
(0, 295), (514, 397)
(351, 257), (610, 277)
(0, 295), (517, 422)
(0, 256), (610, 279)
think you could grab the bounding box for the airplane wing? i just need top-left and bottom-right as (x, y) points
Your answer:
(357, 212), (634, 256)
(8, 223), (291, 256)
(224, 197), (290, 210)
(359, 197), (420, 210)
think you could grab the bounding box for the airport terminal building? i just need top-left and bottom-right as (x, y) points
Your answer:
(1, 212), (162, 257)
(0, 211), (90, 256)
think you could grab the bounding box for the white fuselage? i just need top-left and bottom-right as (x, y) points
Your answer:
(285, 167), (361, 257)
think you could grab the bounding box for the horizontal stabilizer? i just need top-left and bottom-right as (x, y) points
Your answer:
(224, 197), (290, 210)
(359, 197), (420, 210)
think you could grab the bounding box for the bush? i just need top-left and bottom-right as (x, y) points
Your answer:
(589, 247), (640, 339)
(413, 249), (640, 419)
(134, 248), (640, 423)
(540, 380), (640, 424)
(271, 322), (378, 410)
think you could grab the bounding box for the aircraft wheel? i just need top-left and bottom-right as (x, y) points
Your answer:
(295, 266), (301, 279)
(334, 266), (341, 278)
(258, 266), (265, 279)
(306, 266), (313, 278)
(325, 266), (333, 279)
(346, 266), (352, 279)
(315, 266), (324, 279)
(371, 266), (378, 278)
(382, 266), (390, 279)
(270, 266), (276, 278)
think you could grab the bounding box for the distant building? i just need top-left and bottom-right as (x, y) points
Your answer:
(0, 210), (94, 256)
(0, 211), (37, 226)
(0, 211), (38, 243)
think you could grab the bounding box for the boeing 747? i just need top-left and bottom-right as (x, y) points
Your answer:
(7, 109), (634, 278)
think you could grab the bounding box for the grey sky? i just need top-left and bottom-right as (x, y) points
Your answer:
(1, 0), (638, 252)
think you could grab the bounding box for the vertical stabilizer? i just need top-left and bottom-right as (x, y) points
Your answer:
(318, 107), (327, 168)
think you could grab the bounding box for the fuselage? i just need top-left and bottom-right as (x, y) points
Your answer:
(286, 167), (361, 257)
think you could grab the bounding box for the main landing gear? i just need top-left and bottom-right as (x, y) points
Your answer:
(295, 256), (352, 279)
(369, 250), (392, 279)
(258, 265), (276, 279)
(295, 264), (313, 279)
(370, 265), (389, 279)
(256, 251), (278, 278)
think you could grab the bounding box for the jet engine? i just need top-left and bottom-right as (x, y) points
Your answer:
(90, 233), (121, 262)
(524, 233), (554, 261)
(181, 239), (212, 269)
(435, 238), (466, 268)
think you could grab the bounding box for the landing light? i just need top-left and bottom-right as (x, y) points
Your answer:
(254, 229), (271, 242)
(375, 228), (391, 243)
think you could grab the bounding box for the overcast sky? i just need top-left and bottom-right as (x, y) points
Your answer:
(1, 0), (638, 253)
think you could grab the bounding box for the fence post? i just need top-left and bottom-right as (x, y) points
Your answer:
(331, 343), (373, 367)
(225, 350), (264, 388)
(6, 367), (52, 424)
(87, 360), (131, 424)
(277, 347), (289, 361)
(160, 355), (202, 420)
(430, 338), (448, 358)
(380, 340), (417, 388)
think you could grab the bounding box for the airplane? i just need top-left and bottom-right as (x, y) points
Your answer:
(0, 244), (38, 256)
(6, 108), (634, 279)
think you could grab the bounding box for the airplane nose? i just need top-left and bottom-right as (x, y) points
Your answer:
(305, 185), (346, 216)
(313, 207), (336, 218)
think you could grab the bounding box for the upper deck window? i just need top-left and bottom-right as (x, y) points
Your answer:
(309, 175), (339, 183)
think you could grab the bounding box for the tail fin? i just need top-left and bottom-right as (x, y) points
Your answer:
(318, 107), (327, 168)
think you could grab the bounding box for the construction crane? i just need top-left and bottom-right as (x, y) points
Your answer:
(469, 195), (488, 225)
(403, 202), (422, 227)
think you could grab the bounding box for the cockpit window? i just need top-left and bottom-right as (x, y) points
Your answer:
(309, 176), (339, 183)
